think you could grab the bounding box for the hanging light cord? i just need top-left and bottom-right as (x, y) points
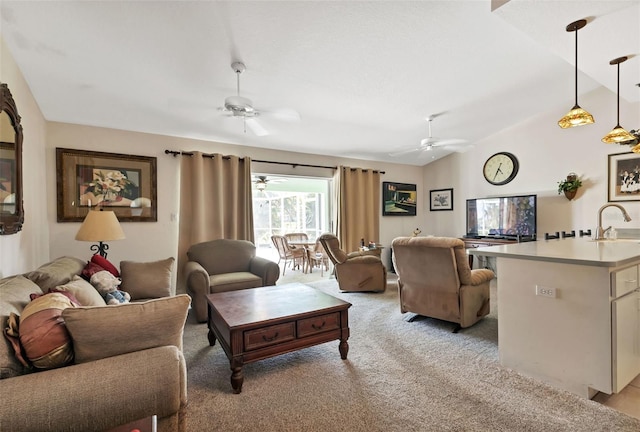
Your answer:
(615, 62), (621, 126)
(573, 27), (578, 107)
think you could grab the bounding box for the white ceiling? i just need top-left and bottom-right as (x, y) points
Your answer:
(1, 1), (638, 166)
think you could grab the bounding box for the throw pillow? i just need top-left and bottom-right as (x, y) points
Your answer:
(62, 294), (191, 363)
(25, 256), (86, 291)
(55, 275), (106, 307)
(81, 261), (106, 281)
(119, 257), (175, 299)
(19, 292), (76, 369)
(91, 254), (120, 277)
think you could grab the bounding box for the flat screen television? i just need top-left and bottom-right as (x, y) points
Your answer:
(465, 194), (537, 240)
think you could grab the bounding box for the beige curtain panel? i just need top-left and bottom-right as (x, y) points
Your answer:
(177, 152), (254, 292)
(336, 166), (381, 253)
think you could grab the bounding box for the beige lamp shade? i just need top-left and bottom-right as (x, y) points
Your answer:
(76, 210), (125, 258)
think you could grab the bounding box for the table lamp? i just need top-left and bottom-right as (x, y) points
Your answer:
(75, 209), (125, 258)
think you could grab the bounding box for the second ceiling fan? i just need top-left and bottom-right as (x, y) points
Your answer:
(390, 113), (469, 158)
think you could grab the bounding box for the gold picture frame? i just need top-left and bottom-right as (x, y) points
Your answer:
(56, 147), (157, 222)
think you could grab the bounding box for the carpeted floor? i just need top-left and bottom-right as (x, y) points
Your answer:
(181, 278), (640, 431)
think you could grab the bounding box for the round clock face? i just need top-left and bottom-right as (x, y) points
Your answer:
(483, 152), (519, 185)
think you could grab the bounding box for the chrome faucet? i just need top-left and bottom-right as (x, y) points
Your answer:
(595, 203), (632, 240)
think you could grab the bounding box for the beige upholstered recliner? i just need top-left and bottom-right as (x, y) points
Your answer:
(185, 239), (280, 322)
(319, 233), (386, 292)
(391, 236), (494, 331)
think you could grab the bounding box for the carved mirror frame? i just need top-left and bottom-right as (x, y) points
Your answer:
(0, 83), (24, 235)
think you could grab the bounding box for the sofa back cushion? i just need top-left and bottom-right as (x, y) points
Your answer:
(187, 239), (255, 275)
(62, 294), (191, 363)
(0, 275), (44, 378)
(25, 256), (86, 291)
(119, 257), (175, 299)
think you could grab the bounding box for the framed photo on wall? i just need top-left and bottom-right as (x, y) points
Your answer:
(56, 148), (157, 222)
(382, 181), (417, 216)
(430, 188), (453, 211)
(608, 152), (640, 202)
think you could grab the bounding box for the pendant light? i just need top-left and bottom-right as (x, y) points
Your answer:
(558, 19), (595, 129)
(602, 56), (636, 145)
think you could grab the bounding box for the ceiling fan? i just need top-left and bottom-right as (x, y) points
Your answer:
(253, 175), (287, 191)
(220, 62), (300, 137)
(389, 113), (469, 158)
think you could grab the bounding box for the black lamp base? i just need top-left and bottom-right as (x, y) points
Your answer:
(89, 242), (109, 258)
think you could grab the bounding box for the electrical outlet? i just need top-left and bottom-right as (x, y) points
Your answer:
(536, 285), (557, 298)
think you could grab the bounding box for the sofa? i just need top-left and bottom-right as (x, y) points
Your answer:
(0, 256), (190, 432)
(185, 239), (280, 322)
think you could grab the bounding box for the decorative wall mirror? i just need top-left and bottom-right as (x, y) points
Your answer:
(0, 83), (24, 235)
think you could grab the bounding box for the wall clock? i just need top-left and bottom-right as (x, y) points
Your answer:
(483, 152), (519, 185)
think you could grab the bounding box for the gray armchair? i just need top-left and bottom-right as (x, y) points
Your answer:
(185, 239), (280, 322)
(391, 236), (494, 331)
(319, 233), (386, 293)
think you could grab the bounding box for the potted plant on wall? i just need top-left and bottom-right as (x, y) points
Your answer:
(557, 172), (582, 200)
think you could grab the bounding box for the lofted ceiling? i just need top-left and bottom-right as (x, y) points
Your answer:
(1, 0), (638, 166)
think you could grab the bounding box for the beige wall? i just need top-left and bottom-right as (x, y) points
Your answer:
(46, 122), (424, 290)
(0, 36), (49, 277)
(424, 86), (640, 238)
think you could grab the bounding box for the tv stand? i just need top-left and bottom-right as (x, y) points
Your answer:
(461, 236), (531, 267)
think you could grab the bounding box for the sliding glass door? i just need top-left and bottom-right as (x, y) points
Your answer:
(252, 175), (332, 257)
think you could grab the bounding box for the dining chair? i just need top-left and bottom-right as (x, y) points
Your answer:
(271, 234), (305, 275)
(305, 239), (330, 276)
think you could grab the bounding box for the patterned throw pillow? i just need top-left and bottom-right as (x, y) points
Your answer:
(18, 292), (76, 369)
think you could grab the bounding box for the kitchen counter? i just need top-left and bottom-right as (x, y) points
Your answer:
(469, 237), (640, 399)
(469, 237), (640, 267)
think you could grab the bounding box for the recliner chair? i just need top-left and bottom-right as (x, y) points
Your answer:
(318, 233), (386, 293)
(185, 239), (280, 322)
(391, 236), (494, 331)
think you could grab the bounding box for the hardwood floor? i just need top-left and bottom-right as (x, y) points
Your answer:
(594, 375), (640, 420)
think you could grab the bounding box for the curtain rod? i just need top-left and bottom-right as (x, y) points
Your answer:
(164, 150), (385, 174)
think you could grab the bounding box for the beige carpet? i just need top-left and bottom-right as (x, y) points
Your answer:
(181, 279), (640, 431)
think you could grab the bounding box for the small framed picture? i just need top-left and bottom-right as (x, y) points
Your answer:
(430, 188), (453, 211)
(382, 181), (417, 216)
(608, 152), (640, 202)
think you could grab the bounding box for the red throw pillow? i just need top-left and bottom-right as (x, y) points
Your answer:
(81, 261), (105, 281)
(91, 255), (120, 277)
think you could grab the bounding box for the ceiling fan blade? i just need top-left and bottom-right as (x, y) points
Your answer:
(246, 118), (269, 136)
(429, 138), (468, 147)
(263, 108), (301, 122)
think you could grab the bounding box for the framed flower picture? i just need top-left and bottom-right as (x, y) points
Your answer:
(56, 148), (157, 222)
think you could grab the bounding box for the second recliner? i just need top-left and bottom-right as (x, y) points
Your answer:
(318, 233), (386, 293)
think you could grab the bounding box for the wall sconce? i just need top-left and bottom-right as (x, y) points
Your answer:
(75, 209), (125, 258)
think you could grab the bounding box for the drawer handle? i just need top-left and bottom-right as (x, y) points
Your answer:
(311, 321), (326, 330)
(625, 279), (637, 283)
(262, 332), (279, 342)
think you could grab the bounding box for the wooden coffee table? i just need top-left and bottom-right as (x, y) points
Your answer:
(206, 283), (351, 393)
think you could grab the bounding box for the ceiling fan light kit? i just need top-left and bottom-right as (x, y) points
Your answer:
(601, 56), (636, 145)
(558, 19), (595, 129)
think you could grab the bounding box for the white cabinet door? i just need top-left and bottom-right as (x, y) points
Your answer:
(612, 288), (640, 392)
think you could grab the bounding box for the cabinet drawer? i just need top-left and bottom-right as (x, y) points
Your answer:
(297, 312), (340, 338)
(244, 322), (295, 351)
(611, 265), (639, 298)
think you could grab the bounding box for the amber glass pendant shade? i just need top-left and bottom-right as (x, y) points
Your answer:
(602, 56), (634, 144)
(558, 19), (594, 129)
(558, 106), (595, 128)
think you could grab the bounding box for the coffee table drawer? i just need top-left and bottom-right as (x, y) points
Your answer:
(244, 322), (295, 351)
(297, 312), (340, 338)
